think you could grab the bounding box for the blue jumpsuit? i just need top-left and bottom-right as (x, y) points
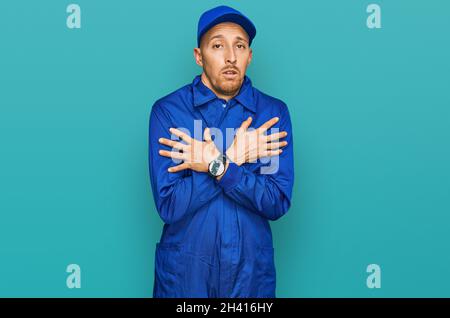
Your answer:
(149, 75), (294, 298)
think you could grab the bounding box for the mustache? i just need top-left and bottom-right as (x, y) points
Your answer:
(221, 67), (239, 73)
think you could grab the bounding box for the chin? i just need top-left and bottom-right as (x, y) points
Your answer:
(219, 85), (239, 96)
(218, 79), (243, 94)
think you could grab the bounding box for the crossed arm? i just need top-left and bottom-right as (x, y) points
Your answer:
(149, 103), (294, 224)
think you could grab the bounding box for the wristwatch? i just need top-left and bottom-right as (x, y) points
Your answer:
(207, 153), (227, 178)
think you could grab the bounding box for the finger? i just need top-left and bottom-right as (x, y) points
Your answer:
(239, 116), (253, 132)
(260, 149), (283, 158)
(158, 149), (185, 160)
(158, 138), (187, 151)
(168, 163), (190, 173)
(258, 117), (279, 133)
(266, 141), (288, 150)
(169, 128), (192, 143)
(203, 127), (212, 142)
(265, 131), (288, 142)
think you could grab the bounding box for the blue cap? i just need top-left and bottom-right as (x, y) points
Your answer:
(197, 5), (256, 47)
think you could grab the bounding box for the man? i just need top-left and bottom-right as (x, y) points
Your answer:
(149, 5), (294, 298)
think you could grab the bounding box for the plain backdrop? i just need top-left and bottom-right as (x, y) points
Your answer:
(0, 0), (449, 297)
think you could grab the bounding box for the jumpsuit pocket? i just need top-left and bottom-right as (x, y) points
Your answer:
(255, 246), (276, 297)
(153, 243), (185, 298)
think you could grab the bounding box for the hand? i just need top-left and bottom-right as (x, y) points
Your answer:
(158, 127), (220, 173)
(225, 116), (288, 166)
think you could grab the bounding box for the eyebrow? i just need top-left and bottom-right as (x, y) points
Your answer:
(208, 34), (249, 44)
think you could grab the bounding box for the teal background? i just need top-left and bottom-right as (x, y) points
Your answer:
(0, 0), (449, 297)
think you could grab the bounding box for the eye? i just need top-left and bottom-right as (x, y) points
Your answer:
(213, 44), (223, 49)
(237, 44), (246, 49)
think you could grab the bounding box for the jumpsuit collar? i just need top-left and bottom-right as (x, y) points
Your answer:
(192, 74), (256, 113)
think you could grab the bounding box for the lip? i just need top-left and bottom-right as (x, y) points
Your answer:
(222, 69), (238, 78)
(222, 69), (238, 74)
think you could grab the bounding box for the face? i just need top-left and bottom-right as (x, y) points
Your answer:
(194, 22), (253, 100)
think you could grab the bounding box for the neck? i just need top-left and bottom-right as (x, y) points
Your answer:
(201, 72), (239, 102)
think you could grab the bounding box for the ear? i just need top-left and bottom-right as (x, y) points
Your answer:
(194, 48), (203, 67)
(247, 48), (253, 66)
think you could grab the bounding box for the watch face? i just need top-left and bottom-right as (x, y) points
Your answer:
(210, 159), (225, 176)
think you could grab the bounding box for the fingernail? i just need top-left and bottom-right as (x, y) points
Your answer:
(275, 117), (279, 121)
(168, 168), (172, 172)
(169, 128), (173, 132)
(158, 138), (163, 143)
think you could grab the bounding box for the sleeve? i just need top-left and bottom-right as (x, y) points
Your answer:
(148, 102), (222, 224)
(215, 104), (295, 221)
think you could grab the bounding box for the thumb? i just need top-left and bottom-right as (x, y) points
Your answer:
(239, 116), (253, 132)
(204, 127), (212, 142)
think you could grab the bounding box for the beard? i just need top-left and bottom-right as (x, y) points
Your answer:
(208, 73), (244, 97)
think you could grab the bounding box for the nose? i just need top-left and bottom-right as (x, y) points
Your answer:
(225, 46), (237, 65)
